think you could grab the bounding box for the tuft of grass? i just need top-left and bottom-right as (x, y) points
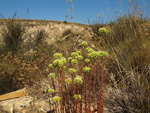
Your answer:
(0, 18), (25, 54)
(35, 29), (47, 46)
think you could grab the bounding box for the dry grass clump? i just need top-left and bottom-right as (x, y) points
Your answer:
(89, 1), (150, 112)
(105, 69), (150, 113)
(105, 13), (150, 77)
(0, 18), (25, 54)
(35, 29), (47, 46)
(104, 16), (150, 113)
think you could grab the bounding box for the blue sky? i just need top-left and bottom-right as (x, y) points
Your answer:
(0, 0), (149, 24)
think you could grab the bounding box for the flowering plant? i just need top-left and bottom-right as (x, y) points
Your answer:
(74, 76), (82, 84)
(83, 66), (90, 72)
(77, 55), (83, 60)
(48, 73), (55, 78)
(49, 64), (55, 68)
(65, 78), (72, 84)
(71, 59), (78, 64)
(71, 52), (79, 57)
(73, 94), (81, 100)
(53, 96), (61, 103)
(54, 53), (62, 59)
(84, 59), (90, 63)
(88, 51), (99, 59)
(85, 47), (94, 53)
(81, 41), (88, 46)
(45, 88), (55, 94)
(69, 68), (77, 73)
(99, 28), (109, 33)
(97, 51), (108, 57)
(67, 57), (73, 62)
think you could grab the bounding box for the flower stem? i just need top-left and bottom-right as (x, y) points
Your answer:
(99, 57), (104, 113)
(97, 57), (101, 111)
(88, 62), (92, 112)
(79, 84), (83, 113)
(78, 60), (81, 76)
(93, 61), (96, 111)
(55, 103), (57, 113)
(84, 72), (88, 112)
(61, 68), (66, 112)
(57, 68), (63, 113)
(52, 78), (56, 96)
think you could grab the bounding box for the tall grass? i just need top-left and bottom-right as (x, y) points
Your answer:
(90, 0), (150, 112)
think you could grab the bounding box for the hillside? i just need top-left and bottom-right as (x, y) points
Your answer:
(0, 18), (149, 113)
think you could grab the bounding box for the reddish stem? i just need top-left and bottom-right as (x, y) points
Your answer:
(99, 57), (104, 113)
(57, 68), (63, 113)
(84, 72), (87, 112)
(79, 84), (83, 113)
(93, 61), (96, 111)
(70, 72), (76, 112)
(55, 103), (57, 113)
(97, 58), (101, 111)
(64, 84), (70, 112)
(78, 60), (81, 76)
(88, 63), (92, 112)
(77, 86), (80, 113)
(75, 99), (77, 113)
(52, 78), (56, 96)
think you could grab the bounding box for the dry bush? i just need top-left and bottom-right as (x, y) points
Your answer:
(0, 18), (25, 54)
(0, 52), (39, 95)
(0, 44), (53, 95)
(35, 29), (47, 46)
(105, 69), (150, 113)
(21, 44), (54, 98)
(21, 29), (47, 53)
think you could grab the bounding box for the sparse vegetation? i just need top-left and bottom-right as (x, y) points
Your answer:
(90, 1), (150, 113)
(0, 0), (149, 112)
